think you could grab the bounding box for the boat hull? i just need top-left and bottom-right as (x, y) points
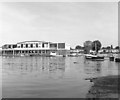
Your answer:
(109, 56), (114, 61)
(115, 58), (120, 62)
(85, 55), (104, 61)
(91, 56), (104, 61)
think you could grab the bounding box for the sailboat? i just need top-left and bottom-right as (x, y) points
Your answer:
(85, 42), (104, 61)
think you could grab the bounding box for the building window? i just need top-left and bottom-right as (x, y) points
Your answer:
(36, 43), (38, 48)
(42, 51), (45, 53)
(13, 45), (17, 48)
(39, 50), (41, 53)
(50, 43), (57, 48)
(26, 44), (28, 48)
(21, 44), (23, 48)
(46, 44), (48, 48)
(58, 43), (65, 49)
(42, 44), (44, 48)
(8, 45), (11, 48)
(30, 44), (33, 48)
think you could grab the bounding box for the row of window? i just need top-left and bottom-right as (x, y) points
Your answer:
(19, 50), (49, 53)
(18, 44), (48, 48)
(2, 43), (65, 49)
(2, 45), (17, 49)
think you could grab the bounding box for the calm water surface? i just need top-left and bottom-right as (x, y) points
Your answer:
(2, 55), (119, 98)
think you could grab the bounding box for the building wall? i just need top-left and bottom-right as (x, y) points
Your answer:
(1, 41), (71, 56)
(17, 41), (49, 49)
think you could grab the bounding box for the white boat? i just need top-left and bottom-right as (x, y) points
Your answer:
(20, 54), (25, 57)
(68, 53), (78, 57)
(85, 54), (97, 59)
(50, 52), (63, 57)
(85, 54), (104, 61)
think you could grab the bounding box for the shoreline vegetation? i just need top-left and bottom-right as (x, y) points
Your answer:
(85, 75), (120, 99)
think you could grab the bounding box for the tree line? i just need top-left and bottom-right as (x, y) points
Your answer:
(74, 40), (120, 54)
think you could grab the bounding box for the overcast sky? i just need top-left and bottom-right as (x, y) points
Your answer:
(0, 2), (118, 48)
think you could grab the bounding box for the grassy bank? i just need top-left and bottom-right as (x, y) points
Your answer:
(86, 75), (120, 99)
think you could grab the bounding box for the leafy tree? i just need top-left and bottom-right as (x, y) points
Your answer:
(115, 46), (120, 49)
(92, 40), (102, 53)
(75, 45), (82, 49)
(106, 46), (111, 50)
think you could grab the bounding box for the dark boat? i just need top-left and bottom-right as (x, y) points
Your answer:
(109, 56), (114, 61)
(115, 58), (120, 62)
(91, 56), (104, 61)
(109, 47), (114, 61)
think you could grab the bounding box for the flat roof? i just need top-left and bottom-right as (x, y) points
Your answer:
(17, 41), (49, 44)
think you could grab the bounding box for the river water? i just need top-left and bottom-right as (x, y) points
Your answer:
(1, 55), (119, 98)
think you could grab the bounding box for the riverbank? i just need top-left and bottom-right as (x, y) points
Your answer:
(86, 75), (120, 99)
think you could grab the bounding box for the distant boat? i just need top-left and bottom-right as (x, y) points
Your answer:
(115, 47), (120, 62)
(85, 54), (104, 61)
(109, 46), (114, 61)
(115, 57), (120, 62)
(20, 54), (25, 57)
(109, 52), (114, 61)
(68, 53), (78, 57)
(85, 42), (104, 61)
(109, 56), (114, 61)
(115, 53), (120, 62)
(50, 52), (63, 57)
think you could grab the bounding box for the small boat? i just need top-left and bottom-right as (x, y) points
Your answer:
(85, 54), (104, 61)
(20, 54), (24, 57)
(109, 56), (114, 61)
(68, 53), (78, 57)
(115, 58), (120, 62)
(91, 56), (104, 61)
(109, 48), (114, 61)
(50, 52), (63, 57)
(85, 54), (96, 59)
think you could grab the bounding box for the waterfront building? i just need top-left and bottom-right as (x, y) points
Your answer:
(1, 41), (70, 56)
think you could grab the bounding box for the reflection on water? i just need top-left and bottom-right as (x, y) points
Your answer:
(2, 56), (119, 98)
(84, 60), (102, 77)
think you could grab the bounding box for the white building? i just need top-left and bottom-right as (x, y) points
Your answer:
(2, 41), (71, 56)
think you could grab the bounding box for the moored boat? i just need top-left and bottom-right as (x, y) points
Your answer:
(115, 58), (120, 62)
(50, 52), (63, 57)
(85, 41), (104, 61)
(109, 56), (114, 61)
(68, 53), (78, 57)
(85, 54), (96, 59)
(85, 54), (104, 61)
